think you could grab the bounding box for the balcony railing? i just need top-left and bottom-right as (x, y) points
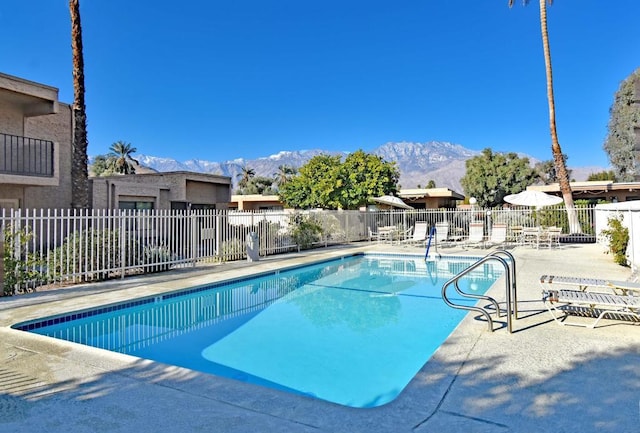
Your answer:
(0, 132), (54, 177)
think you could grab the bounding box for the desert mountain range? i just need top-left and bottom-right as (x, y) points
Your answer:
(131, 141), (606, 192)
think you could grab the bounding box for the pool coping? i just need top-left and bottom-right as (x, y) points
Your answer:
(9, 251), (499, 411)
(0, 246), (487, 431)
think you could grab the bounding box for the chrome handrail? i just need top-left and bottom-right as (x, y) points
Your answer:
(441, 252), (515, 333)
(488, 250), (517, 319)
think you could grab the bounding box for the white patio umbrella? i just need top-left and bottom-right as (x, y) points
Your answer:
(373, 195), (413, 210)
(503, 190), (563, 208)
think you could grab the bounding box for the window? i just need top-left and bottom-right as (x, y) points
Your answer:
(170, 201), (188, 210)
(119, 201), (154, 210)
(191, 204), (216, 210)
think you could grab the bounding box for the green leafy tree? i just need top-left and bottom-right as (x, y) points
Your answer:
(90, 154), (115, 177)
(587, 170), (617, 182)
(108, 141), (138, 174)
(460, 148), (538, 208)
(535, 155), (571, 184)
(279, 151), (399, 210)
(240, 176), (277, 195)
(426, 180), (436, 189)
(280, 154), (342, 209)
(509, 0), (581, 233)
(336, 150), (400, 210)
(604, 67), (640, 182)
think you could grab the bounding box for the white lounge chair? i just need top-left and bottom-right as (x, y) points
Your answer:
(434, 222), (450, 247)
(368, 227), (379, 242)
(539, 274), (640, 296)
(542, 288), (640, 328)
(463, 223), (485, 248)
(401, 221), (429, 246)
(607, 279), (640, 296)
(485, 223), (507, 248)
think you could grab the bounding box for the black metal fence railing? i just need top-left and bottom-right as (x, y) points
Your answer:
(0, 133), (54, 177)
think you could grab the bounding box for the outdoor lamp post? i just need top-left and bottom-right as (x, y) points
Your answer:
(470, 197), (477, 221)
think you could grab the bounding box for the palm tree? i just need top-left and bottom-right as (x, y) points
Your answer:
(108, 141), (139, 174)
(237, 165), (256, 190)
(509, 0), (581, 233)
(69, 0), (89, 208)
(273, 164), (296, 188)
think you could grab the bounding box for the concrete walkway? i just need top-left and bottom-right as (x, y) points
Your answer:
(0, 243), (638, 432)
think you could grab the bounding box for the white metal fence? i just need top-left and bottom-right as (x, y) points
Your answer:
(0, 205), (606, 294)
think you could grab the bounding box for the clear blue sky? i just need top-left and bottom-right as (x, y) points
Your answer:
(2, 1), (639, 168)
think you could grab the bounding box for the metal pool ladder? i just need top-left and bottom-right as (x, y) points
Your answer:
(441, 250), (517, 333)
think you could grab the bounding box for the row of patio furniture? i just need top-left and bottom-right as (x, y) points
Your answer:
(540, 274), (640, 328)
(369, 222), (563, 249)
(509, 225), (562, 248)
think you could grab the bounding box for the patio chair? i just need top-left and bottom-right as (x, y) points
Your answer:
(368, 227), (380, 242)
(542, 288), (640, 328)
(606, 279), (640, 296)
(485, 223), (507, 248)
(521, 226), (541, 248)
(539, 226), (562, 248)
(507, 225), (523, 245)
(463, 222), (485, 248)
(400, 221), (429, 246)
(434, 222), (450, 246)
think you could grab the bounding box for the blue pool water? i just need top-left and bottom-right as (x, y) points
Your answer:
(14, 254), (503, 408)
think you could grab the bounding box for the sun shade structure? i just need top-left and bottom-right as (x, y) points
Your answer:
(503, 190), (563, 208)
(373, 195), (413, 210)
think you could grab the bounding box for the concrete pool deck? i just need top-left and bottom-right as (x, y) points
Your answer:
(0, 242), (638, 432)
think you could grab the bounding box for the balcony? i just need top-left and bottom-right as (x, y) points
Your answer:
(1, 132), (54, 178)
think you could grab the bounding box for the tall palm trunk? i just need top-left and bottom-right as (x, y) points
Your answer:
(70, 0), (89, 208)
(538, 0), (581, 233)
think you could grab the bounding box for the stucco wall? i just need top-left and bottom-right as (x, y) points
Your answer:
(90, 173), (232, 210)
(0, 99), (24, 135)
(185, 180), (228, 205)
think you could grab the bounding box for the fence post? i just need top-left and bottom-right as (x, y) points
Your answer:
(120, 209), (126, 279)
(0, 227), (4, 291)
(345, 212), (349, 243)
(215, 211), (221, 261)
(14, 209), (21, 293)
(191, 210), (197, 267)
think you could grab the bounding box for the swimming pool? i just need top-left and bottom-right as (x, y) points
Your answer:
(13, 253), (503, 408)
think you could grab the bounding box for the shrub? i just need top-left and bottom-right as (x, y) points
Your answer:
(143, 244), (174, 271)
(220, 238), (245, 260)
(289, 212), (323, 251)
(47, 228), (136, 281)
(600, 214), (629, 266)
(312, 212), (345, 244)
(2, 225), (45, 296)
